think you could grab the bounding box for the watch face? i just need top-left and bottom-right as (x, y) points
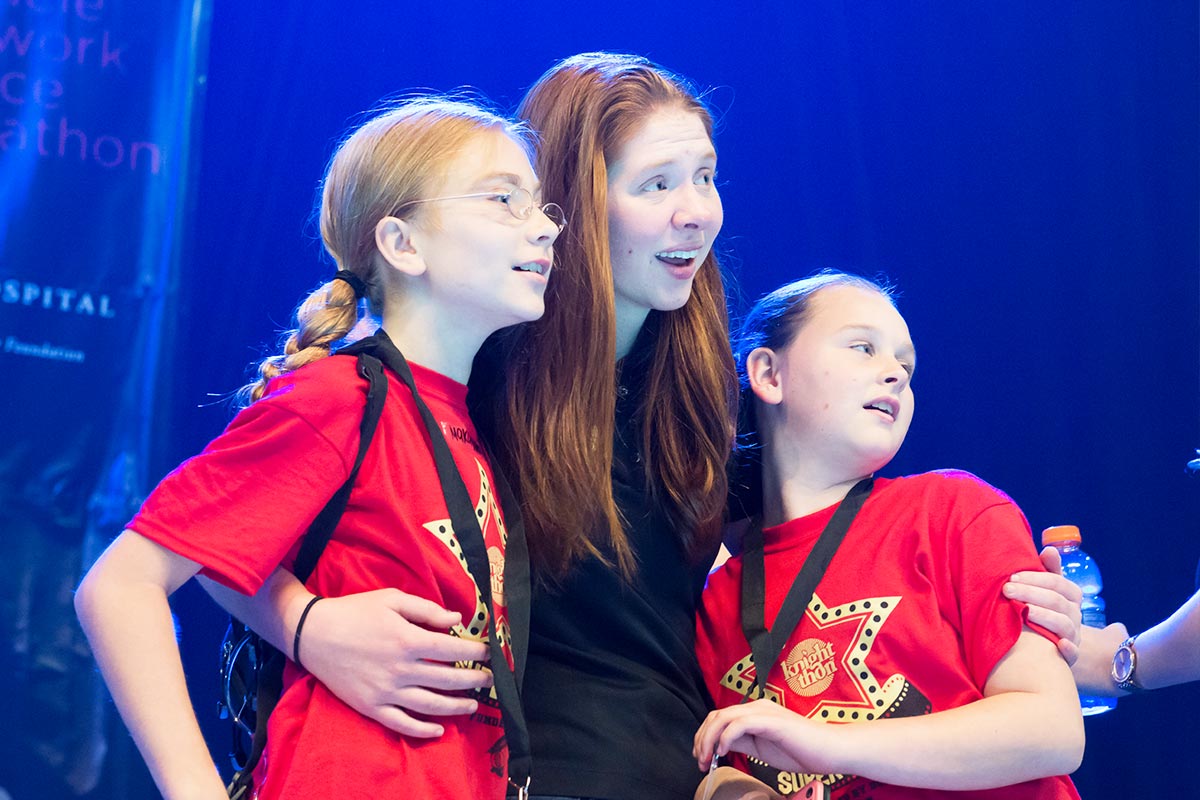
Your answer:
(1114, 645), (1134, 682)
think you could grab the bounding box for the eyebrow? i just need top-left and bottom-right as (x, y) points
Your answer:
(632, 152), (718, 175)
(473, 172), (541, 194)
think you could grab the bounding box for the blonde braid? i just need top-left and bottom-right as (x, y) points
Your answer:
(241, 276), (363, 404)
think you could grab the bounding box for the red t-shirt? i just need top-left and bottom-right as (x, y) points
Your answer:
(129, 354), (513, 800)
(695, 471), (1079, 800)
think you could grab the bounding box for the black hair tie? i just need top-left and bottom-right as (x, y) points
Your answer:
(332, 269), (367, 299)
(292, 595), (324, 670)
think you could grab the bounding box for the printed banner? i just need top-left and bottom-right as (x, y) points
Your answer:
(1, 0), (209, 520)
(0, 1), (210, 796)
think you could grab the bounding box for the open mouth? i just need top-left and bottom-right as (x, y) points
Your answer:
(513, 261), (549, 276)
(864, 399), (898, 420)
(655, 249), (701, 267)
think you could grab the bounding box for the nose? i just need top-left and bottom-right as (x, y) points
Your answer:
(881, 358), (911, 389)
(527, 204), (562, 246)
(671, 185), (723, 232)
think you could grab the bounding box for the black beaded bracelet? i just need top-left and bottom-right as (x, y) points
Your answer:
(292, 595), (324, 670)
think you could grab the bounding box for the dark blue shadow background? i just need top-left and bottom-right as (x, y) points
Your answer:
(152, 2), (1200, 797)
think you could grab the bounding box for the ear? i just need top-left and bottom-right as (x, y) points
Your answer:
(745, 346), (784, 406)
(375, 216), (425, 277)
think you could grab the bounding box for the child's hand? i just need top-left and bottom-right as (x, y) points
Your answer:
(693, 699), (844, 776)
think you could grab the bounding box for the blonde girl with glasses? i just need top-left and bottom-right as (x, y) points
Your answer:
(74, 97), (559, 800)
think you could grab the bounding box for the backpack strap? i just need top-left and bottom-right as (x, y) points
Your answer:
(350, 330), (533, 792)
(293, 352), (388, 582)
(227, 350), (387, 793)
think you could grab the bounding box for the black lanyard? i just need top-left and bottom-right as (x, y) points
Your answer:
(339, 331), (532, 794)
(740, 478), (874, 698)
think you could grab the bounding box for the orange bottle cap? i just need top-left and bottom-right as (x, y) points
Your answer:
(1041, 524), (1081, 547)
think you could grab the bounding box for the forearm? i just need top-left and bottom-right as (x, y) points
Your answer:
(815, 631), (1083, 789)
(700, 635), (1084, 789)
(1072, 589), (1200, 695)
(1132, 588), (1200, 690)
(830, 684), (1083, 789)
(77, 567), (226, 799)
(198, 568), (313, 653)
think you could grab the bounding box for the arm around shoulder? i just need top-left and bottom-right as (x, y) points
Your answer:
(201, 567), (495, 738)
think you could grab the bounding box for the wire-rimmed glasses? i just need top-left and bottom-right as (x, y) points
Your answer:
(404, 187), (567, 232)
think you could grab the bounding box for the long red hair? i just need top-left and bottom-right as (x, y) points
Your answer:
(471, 53), (737, 579)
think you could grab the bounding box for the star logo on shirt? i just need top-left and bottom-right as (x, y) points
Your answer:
(719, 591), (904, 721)
(423, 459), (510, 654)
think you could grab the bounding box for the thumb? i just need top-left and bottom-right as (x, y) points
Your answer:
(1106, 621), (1130, 639)
(1039, 545), (1063, 575)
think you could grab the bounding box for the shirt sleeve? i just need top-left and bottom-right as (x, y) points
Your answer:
(128, 369), (362, 594)
(949, 494), (1054, 688)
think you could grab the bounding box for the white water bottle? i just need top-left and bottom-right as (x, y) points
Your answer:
(1041, 524), (1117, 715)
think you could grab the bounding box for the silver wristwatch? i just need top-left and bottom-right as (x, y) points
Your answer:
(1111, 634), (1145, 693)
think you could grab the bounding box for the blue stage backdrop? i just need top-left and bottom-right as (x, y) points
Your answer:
(2, 1), (1198, 799)
(172, 3), (1198, 798)
(0, 1), (210, 797)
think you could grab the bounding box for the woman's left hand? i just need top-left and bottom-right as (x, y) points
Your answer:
(1002, 546), (1084, 665)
